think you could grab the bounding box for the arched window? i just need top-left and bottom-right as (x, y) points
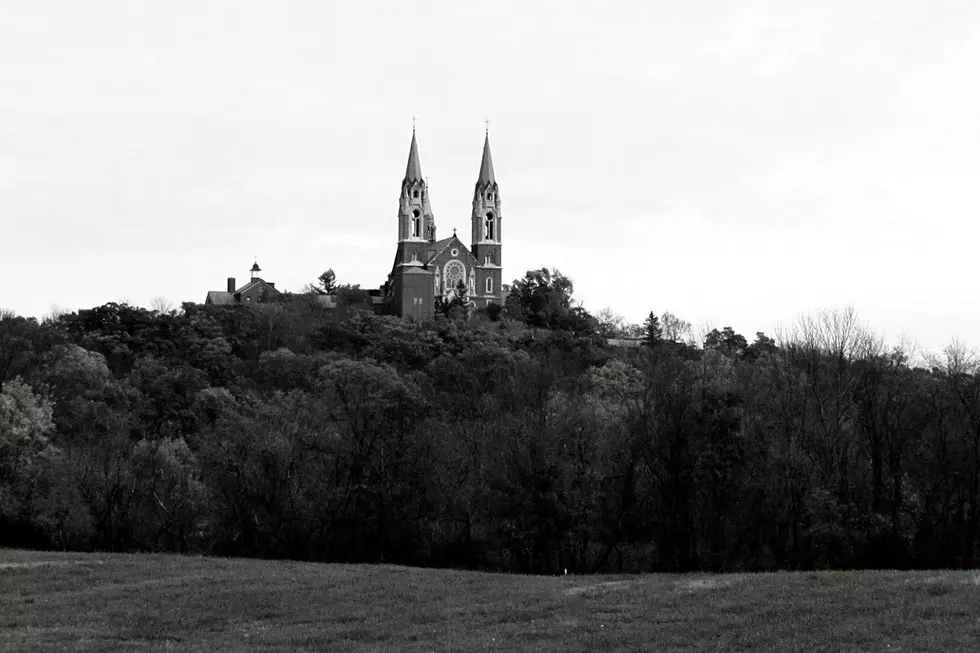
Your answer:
(411, 209), (421, 238)
(413, 190), (419, 198)
(484, 213), (494, 240)
(486, 277), (493, 294)
(444, 260), (465, 294)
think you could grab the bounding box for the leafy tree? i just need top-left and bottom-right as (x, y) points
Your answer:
(436, 280), (472, 322)
(0, 378), (54, 470)
(318, 269), (337, 294)
(506, 268), (593, 332)
(486, 302), (503, 322)
(335, 284), (371, 308)
(0, 311), (40, 390)
(746, 331), (778, 360)
(705, 327), (748, 358)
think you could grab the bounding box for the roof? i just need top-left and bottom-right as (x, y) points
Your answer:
(235, 278), (281, 295)
(405, 131), (423, 183)
(424, 236), (461, 266)
(425, 234), (479, 268)
(250, 261), (261, 273)
(205, 291), (236, 306)
(476, 133), (495, 186)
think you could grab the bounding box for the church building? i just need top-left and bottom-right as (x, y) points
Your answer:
(384, 129), (504, 320)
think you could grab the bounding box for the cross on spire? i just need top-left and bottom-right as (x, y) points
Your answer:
(412, 115), (417, 132)
(485, 117), (490, 135)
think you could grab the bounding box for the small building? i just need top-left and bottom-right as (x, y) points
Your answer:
(205, 261), (281, 306)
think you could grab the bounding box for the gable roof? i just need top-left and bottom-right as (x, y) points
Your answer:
(205, 291), (236, 306)
(424, 235), (478, 267)
(235, 278), (281, 295)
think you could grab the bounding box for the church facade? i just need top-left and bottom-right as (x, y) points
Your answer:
(384, 130), (504, 320)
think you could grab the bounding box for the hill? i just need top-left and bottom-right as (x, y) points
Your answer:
(2, 549), (978, 652)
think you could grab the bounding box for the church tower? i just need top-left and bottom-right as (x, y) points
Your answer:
(397, 129), (436, 251)
(470, 131), (503, 307)
(387, 129), (438, 320)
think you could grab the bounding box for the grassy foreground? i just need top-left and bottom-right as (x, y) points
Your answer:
(2, 549), (979, 652)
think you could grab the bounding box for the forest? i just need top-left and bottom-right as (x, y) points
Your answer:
(3, 267), (980, 575)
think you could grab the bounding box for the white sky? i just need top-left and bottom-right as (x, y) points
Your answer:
(2, 0), (979, 353)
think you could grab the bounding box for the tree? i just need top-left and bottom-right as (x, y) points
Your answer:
(642, 312), (663, 347)
(335, 284), (371, 308)
(746, 332), (778, 360)
(505, 268), (577, 330)
(0, 378), (54, 469)
(486, 302), (503, 322)
(596, 307), (627, 339)
(661, 312), (692, 344)
(705, 327), (748, 358)
(318, 269), (337, 294)
(437, 280), (472, 322)
(0, 310), (39, 390)
(150, 297), (176, 314)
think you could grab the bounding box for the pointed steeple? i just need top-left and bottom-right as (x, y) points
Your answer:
(477, 132), (495, 186)
(397, 126), (435, 244)
(404, 130), (423, 184)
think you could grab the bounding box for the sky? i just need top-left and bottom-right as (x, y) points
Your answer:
(2, 0), (979, 353)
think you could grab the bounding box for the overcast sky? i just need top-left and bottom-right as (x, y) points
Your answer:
(2, 0), (979, 352)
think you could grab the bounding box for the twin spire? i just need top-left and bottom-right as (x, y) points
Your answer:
(402, 126), (496, 188)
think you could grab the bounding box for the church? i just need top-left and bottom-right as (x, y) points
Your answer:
(383, 129), (505, 320)
(206, 128), (507, 319)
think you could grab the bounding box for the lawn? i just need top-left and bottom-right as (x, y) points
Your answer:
(1, 549), (978, 652)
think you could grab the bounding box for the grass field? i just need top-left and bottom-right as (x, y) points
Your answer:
(2, 549), (979, 652)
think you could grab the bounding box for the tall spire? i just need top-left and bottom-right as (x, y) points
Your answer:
(477, 132), (495, 186)
(405, 130), (423, 184)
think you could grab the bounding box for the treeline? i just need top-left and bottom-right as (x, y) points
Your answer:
(3, 275), (980, 574)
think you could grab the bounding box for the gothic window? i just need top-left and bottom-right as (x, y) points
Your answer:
(413, 190), (419, 198)
(484, 213), (494, 240)
(484, 255), (491, 266)
(444, 260), (465, 294)
(411, 209), (421, 238)
(486, 277), (493, 294)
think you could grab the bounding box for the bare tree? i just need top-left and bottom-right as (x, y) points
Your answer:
(660, 311), (692, 343)
(150, 296), (176, 314)
(595, 307), (626, 338)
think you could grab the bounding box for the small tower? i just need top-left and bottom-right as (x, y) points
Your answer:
(397, 129), (437, 248)
(250, 260), (261, 280)
(470, 129), (503, 306)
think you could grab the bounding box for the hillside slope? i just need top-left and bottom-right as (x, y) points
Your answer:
(1, 549), (978, 652)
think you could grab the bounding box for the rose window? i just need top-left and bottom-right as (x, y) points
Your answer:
(444, 260), (465, 293)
